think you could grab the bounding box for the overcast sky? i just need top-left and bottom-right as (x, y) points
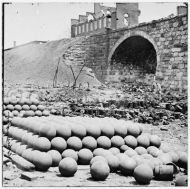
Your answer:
(4, 2), (185, 49)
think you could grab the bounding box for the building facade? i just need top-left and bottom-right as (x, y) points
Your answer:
(71, 3), (140, 37)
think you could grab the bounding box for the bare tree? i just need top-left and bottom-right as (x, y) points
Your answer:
(53, 57), (61, 88)
(69, 61), (86, 90)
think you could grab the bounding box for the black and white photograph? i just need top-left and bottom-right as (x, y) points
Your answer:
(2, 1), (188, 187)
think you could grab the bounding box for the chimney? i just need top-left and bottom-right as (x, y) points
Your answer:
(177, 6), (187, 16)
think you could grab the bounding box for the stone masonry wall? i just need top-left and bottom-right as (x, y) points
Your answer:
(64, 14), (188, 91)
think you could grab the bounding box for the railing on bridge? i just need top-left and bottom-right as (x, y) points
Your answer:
(71, 16), (114, 37)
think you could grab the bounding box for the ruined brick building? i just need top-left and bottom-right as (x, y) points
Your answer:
(71, 3), (140, 37)
(67, 3), (188, 92)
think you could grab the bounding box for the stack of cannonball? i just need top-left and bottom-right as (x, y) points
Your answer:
(3, 97), (50, 124)
(2, 116), (188, 183)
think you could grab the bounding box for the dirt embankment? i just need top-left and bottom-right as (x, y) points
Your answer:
(4, 37), (101, 88)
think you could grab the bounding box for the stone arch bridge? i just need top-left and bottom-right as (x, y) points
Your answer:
(64, 14), (187, 91)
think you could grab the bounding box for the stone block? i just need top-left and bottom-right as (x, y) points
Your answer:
(173, 52), (179, 57)
(171, 48), (181, 52)
(21, 172), (38, 181)
(174, 57), (183, 61)
(176, 72), (183, 78)
(179, 52), (185, 57)
(172, 63), (178, 69)
(178, 63), (184, 69)
(160, 38), (165, 42)
(182, 17), (187, 21)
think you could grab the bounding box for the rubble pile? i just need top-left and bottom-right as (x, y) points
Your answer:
(38, 82), (187, 127)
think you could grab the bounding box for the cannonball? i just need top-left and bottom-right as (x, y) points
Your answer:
(24, 110), (35, 117)
(62, 149), (78, 162)
(31, 99), (40, 105)
(158, 153), (173, 164)
(37, 105), (45, 111)
(39, 124), (56, 140)
(4, 97), (9, 105)
(33, 151), (52, 171)
(159, 143), (171, 153)
(67, 136), (82, 151)
(119, 156), (137, 176)
(85, 124), (101, 139)
(111, 135), (124, 148)
(59, 157), (77, 177)
(100, 124), (114, 138)
(133, 155), (144, 166)
(42, 110), (50, 116)
(105, 155), (119, 172)
(35, 137), (51, 152)
(82, 136), (97, 151)
(143, 159), (155, 170)
(78, 148), (93, 165)
(11, 141), (21, 153)
(178, 152), (188, 169)
(120, 144), (130, 152)
(125, 148), (138, 157)
(93, 148), (107, 157)
(135, 146), (147, 155)
(21, 148), (35, 163)
(90, 156), (107, 167)
(90, 160), (110, 180)
(4, 110), (13, 118)
(28, 134), (39, 148)
(15, 144), (28, 156)
(35, 110), (42, 116)
(152, 158), (163, 168)
(168, 151), (179, 164)
(147, 146), (160, 157)
(25, 99), (32, 105)
(138, 124), (143, 134)
(14, 105), (22, 111)
(113, 123), (127, 137)
(127, 124), (141, 137)
(133, 164), (153, 184)
(116, 153), (128, 162)
(51, 137), (67, 153)
(175, 175), (188, 186)
(150, 135), (161, 148)
(6, 104), (14, 111)
(70, 124), (86, 139)
(22, 105), (30, 111)
(55, 124), (71, 140)
(124, 135), (138, 149)
(137, 134), (150, 148)
(30, 105), (37, 111)
(48, 150), (62, 167)
(109, 147), (120, 155)
(141, 153), (153, 159)
(97, 136), (111, 149)
(18, 99), (25, 105)
(12, 110), (19, 116)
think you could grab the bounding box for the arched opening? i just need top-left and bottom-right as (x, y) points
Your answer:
(109, 35), (157, 82)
